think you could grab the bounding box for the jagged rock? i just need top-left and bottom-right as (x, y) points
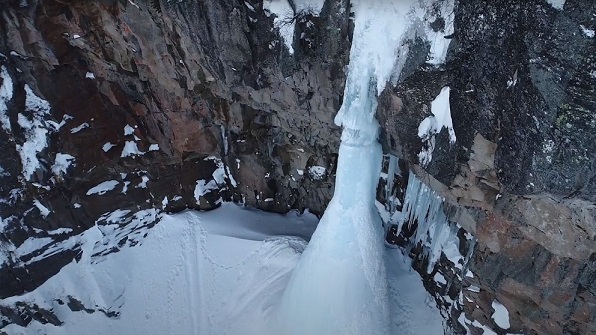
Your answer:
(0, 0), (594, 334)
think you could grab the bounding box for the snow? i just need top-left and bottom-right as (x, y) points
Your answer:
(244, 1), (255, 11)
(16, 85), (62, 181)
(263, 0), (295, 54)
(431, 87), (456, 142)
(100, 209), (131, 224)
(467, 285), (480, 293)
(51, 153), (75, 177)
(580, 25), (595, 38)
(48, 228), (73, 236)
(0, 65), (13, 132)
(86, 180), (119, 196)
(434, 272), (447, 285)
(148, 143), (159, 151)
(70, 122), (89, 133)
(422, 0), (455, 65)
(124, 124), (135, 135)
(491, 300), (511, 329)
(121, 141), (144, 157)
(136, 175), (149, 188)
(32, 200), (51, 218)
(459, 312), (501, 335)
(127, 0), (140, 9)
(194, 179), (218, 202)
(85, 72), (95, 79)
(15, 236), (54, 258)
(121, 181), (130, 194)
(204, 156), (237, 188)
(417, 86), (455, 166)
(294, 0), (326, 14)
(307, 165), (326, 180)
(0, 203), (444, 335)
(546, 0), (565, 10)
(102, 142), (115, 152)
(0, 165), (8, 177)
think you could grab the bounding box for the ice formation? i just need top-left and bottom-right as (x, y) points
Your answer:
(399, 174), (469, 274)
(275, 1), (432, 334)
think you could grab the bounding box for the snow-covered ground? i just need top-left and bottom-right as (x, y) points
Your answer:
(0, 203), (444, 335)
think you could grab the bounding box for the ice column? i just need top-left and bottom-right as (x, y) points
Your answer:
(275, 1), (424, 334)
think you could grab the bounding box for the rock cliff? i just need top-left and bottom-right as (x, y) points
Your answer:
(0, 0), (594, 334)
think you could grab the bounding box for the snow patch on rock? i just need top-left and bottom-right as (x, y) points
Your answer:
(70, 122), (89, 133)
(307, 165), (326, 180)
(17, 85), (61, 181)
(263, 0), (295, 54)
(33, 200), (51, 218)
(491, 300), (511, 330)
(102, 142), (115, 152)
(0, 65), (14, 132)
(86, 180), (119, 196)
(418, 86), (455, 166)
(121, 141), (144, 157)
(51, 153), (75, 177)
(580, 25), (595, 38)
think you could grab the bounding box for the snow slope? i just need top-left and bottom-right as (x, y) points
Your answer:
(0, 203), (444, 335)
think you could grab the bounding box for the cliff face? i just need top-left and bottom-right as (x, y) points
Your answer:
(0, 0), (350, 298)
(378, 1), (596, 334)
(0, 0), (594, 334)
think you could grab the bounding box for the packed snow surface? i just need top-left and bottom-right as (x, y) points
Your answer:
(0, 204), (444, 335)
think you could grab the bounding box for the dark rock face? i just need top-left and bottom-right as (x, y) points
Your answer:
(378, 1), (595, 334)
(0, 0), (350, 299)
(0, 0), (594, 334)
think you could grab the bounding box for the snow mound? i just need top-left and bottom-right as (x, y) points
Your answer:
(0, 204), (444, 335)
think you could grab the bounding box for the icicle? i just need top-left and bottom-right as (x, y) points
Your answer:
(399, 174), (469, 273)
(384, 154), (399, 215)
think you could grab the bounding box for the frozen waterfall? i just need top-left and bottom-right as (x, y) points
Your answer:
(275, 1), (429, 334)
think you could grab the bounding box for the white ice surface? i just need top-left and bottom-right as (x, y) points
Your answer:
(1, 204), (444, 335)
